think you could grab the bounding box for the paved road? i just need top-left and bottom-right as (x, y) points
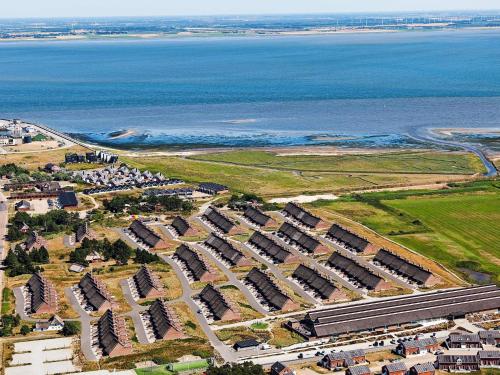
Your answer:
(159, 254), (236, 362)
(65, 287), (98, 361)
(192, 243), (269, 315)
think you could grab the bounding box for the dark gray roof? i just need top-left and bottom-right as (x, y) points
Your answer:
(327, 224), (370, 253)
(479, 330), (500, 340)
(171, 216), (191, 236)
(174, 244), (211, 281)
(203, 206), (235, 233)
(204, 233), (245, 266)
(327, 252), (384, 290)
(98, 309), (131, 355)
(384, 362), (408, 372)
(306, 284), (500, 337)
(58, 191), (78, 207)
(278, 222), (321, 253)
(402, 337), (438, 350)
(283, 202), (321, 228)
(27, 272), (56, 313)
(148, 299), (182, 339)
(448, 333), (481, 343)
(437, 354), (479, 365)
(245, 268), (292, 311)
(248, 231), (294, 263)
(199, 182), (228, 193)
(244, 206), (272, 227)
(374, 249), (433, 285)
(348, 365), (371, 375)
(129, 220), (162, 247)
(411, 362), (435, 374)
(326, 349), (365, 361)
(271, 362), (289, 374)
(292, 264), (338, 300)
(198, 284), (235, 320)
(478, 350), (500, 359)
(133, 265), (163, 298)
(75, 222), (92, 242)
(233, 339), (259, 349)
(78, 273), (111, 311)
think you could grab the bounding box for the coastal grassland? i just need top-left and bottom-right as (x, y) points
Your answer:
(122, 152), (478, 197)
(188, 150), (485, 175)
(310, 180), (500, 284)
(0, 145), (88, 170)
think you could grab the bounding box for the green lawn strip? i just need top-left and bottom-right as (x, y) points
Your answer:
(2, 288), (12, 315)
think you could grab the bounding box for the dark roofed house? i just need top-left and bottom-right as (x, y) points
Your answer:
(78, 272), (113, 313)
(382, 362), (408, 375)
(147, 299), (184, 340)
(292, 264), (347, 302)
(202, 206), (238, 235)
(271, 361), (295, 375)
(198, 182), (229, 195)
(24, 231), (48, 252)
(327, 252), (392, 291)
(129, 220), (167, 249)
(409, 362), (435, 375)
(233, 339), (259, 351)
(34, 314), (64, 332)
(477, 350), (500, 367)
(248, 231), (299, 264)
(446, 332), (482, 349)
(373, 249), (440, 287)
(198, 284), (240, 321)
(15, 200), (31, 212)
(321, 350), (366, 369)
(245, 268), (299, 312)
(243, 206), (277, 228)
(75, 222), (96, 243)
(283, 202), (328, 230)
(436, 354), (480, 372)
(58, 191), (78, 208)
(26, 272), (58, 314)
(170, 216), (198, 237)
(327, 224), (376, 254)
(278, 222), (330, 255)
(97, 309), (132, 357)
(133, 265), (164, 299)
(174, 244), (218, 282)
(479, 330), (500, 345)
(204, 233), (251, 267)
(346, 365), (372, 375)
(396, 337), (439, 357)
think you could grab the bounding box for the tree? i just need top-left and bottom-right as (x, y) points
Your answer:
(20, 324), (31, 335)
(61, 321), (80, 336)
(135, 249), (159, 264)
(206, 362), (264, 375)
(112, 239), (132, 265)
(7, 225), (23, 241)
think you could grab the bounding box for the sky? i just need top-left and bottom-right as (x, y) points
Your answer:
(2, 0), (499, 18)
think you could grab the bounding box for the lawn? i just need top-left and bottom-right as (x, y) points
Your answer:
(0, 145), (88, 170)
(122, 150), (479, 197)
(312, 180), (500, 284)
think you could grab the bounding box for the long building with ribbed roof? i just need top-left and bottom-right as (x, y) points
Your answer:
(197, 284), (240, 321)
(245, 268), (299, 312)
(373, 249), (440, 287)
(248, 231), (299, 264)
(278, 222), (330, 255)
(202, 206), (238, 235)
(327, 252), (392, 291)
(97, 309), (132, 357)
(326, 224), (376, 254)
(170, 216), (198, 237)
(243, 206), (277, 228)
(147, 299), (184, 340)
(283, 202), (329, 230)
(173, 244), (218, 282)
(292, 264), (347, 302)
(78, 272), (113, 312)
(132, 265), (164, 299)
(129, 220), (167, 249)
(204, 233), (251, 267)
(26, 272), (58, 314)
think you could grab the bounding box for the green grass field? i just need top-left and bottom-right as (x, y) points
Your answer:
(312, 180), (500, 284)
(122, 150), (483, 197)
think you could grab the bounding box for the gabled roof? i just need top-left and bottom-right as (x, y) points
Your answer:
(245, 268), (292, 310)
(58, 191), (78, 207)
(384, 362), (408, 372)
(133, 265), (163, 298)
(327, 252), (385, 290)
(203, 206), (235, 233)
(284, 202), (321, 228)
(402, 337), (438, 350)
(478, 350), (500, 359)
(292, 264), (338, 299)
(326, 349), (365, 361)
(198, 284), (237, 320)
(78, 273), (112, 311)
(243, 206), (272, 227)
(248, 231), (294, 263)
(204, 233), (246, 266)
(327, 224), (371, 252)
(174, 244), (212, 280)
(98, 309), (132, 355)
(75, 222), (93, 243)
(374, 249), (434, 285)
(448, 333), (481, 343)
(348, 365), (371, 375)
(171, 216), (192, 236)
(411, 362), (435, 374)
(27, 272), (57, 313)
(199, 182), (228, 193)
(278, 222), (321, 253)
(129, 220), (162, 248)
(148, 299), (183, 339)
(437, 354), (479, 364)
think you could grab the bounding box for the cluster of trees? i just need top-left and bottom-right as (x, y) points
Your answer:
(0, 163), (29, 179)
(8, 210), (82, 241)
(69, 238), (132, 266)
(228, 193), (280, 211)
(135, 248), (160, 264)
(103, 194), (193, 214)
(206, 362), (264, 375)
(61, 321), (80, 336)
(0, 314), (21, 337)
(4, 245), (49, 277)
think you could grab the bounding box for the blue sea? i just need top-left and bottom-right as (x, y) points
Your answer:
(0, 30), (499, 148)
